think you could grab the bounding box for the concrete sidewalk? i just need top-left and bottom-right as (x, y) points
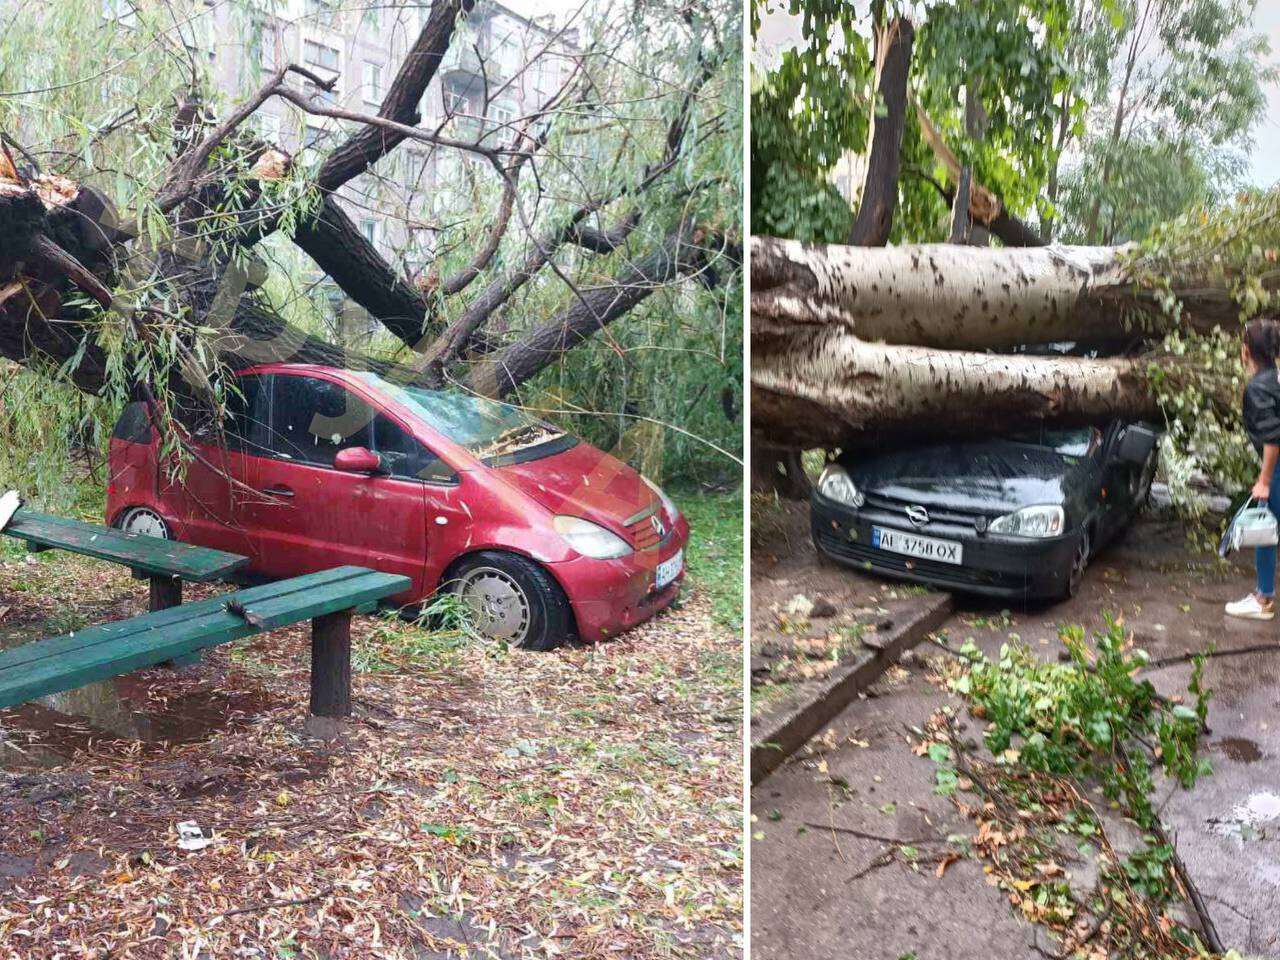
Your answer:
(752, 514), (1280, 958)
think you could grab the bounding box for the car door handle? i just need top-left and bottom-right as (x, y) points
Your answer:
(262, 485), (295, 499)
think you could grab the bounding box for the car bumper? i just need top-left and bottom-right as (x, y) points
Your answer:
(550, 516), (690, 642)
(810, 494), (1077, 600)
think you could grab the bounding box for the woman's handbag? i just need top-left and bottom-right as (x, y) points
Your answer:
(1220, 497), (1280, 556)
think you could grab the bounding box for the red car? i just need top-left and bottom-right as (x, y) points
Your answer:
(106, 364), (688, 650)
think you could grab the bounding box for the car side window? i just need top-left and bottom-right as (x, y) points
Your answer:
(266, 375), (374, 466)
(112, 402), (152, 443)
(372, 414), (457, 484)
(223, 375), (271, 455)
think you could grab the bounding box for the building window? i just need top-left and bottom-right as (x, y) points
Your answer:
(305, 0), (336, 20)
(303, 39), (340, 102)
(248, 22), (280, 72)
(303, 39), (340, 74)
(359, 219), (380, 247)
(442, 87), (466, 116)
(403, 150), (430, 189)
(304, 124), (326, 149)
(489, 101), (515, 128)
(363, 61), (382, 105)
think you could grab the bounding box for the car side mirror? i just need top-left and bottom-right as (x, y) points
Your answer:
(1117, 425), (1158, 465)
(334, 446), (387, 475)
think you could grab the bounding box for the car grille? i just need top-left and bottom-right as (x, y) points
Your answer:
(627, 507), (665, 550)
(815, 528), (1025, 591)
(862, 492), (989, 527)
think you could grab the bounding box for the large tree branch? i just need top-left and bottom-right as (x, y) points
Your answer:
(465, 226), (735, 398)
(420, 51), (725, 373)
(317, 0), (475, 193)
(289, 195), (429, 344)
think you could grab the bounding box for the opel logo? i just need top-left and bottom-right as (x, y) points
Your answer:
(651, 514), (665, 537)
(905, 505), (929, 527)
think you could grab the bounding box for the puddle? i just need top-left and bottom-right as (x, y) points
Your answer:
(0, 623), (271, 768)
(1210, 790), (1280, 844)
(1218, 736), (1264, 764)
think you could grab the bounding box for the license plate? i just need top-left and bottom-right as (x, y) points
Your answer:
(656, 549), (684, 589)
(870, 526), (962, 565)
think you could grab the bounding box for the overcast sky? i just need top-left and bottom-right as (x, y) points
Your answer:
(1250, 0), (1280, 187)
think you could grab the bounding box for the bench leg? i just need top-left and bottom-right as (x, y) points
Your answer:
(151, 577), (200, 668)
(149, 576), (182, 612)
(310, 610), (352, 718)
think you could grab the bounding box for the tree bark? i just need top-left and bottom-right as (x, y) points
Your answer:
(752, 328), (1161, 448)
(290, 195), (430, 346)
(751, 236), (1155, 349)
(847, 17), (914, 246)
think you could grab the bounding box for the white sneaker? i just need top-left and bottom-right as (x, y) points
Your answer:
(1225, 593), (1276, 620)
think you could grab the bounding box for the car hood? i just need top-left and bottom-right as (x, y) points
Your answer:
(492, 441), (658, 535)
(846, 441), (1077, 514)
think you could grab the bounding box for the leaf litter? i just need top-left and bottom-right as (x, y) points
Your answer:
(0, 550), (742, 958)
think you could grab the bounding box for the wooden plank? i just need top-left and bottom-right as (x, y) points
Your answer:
(3, 509), (247, 582)
(0, 568), (408, 710)
(0, 567), (378, 673)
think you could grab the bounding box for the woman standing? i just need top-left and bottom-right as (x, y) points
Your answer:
(1227, 318), (1280, 620)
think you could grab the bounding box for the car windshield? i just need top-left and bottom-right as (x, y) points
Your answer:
(1009, 427), (1096, 457)
(355, 373), (566, 459)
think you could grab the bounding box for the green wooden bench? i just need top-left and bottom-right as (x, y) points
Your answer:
(2, 508), (249, 612)
(0, 566), (408, 717)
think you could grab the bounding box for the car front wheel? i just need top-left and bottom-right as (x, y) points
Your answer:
(447, 551), (575, 651)
(1064, 528), (1090, 599)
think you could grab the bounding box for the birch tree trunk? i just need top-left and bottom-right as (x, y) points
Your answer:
(752, 328), (1161, 448)
(751, 236), (1251, 350)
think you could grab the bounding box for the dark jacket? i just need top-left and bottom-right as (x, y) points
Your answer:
(1245, 368), (1280, 454)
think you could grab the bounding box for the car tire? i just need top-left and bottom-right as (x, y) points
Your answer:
(446, 551), (576, 651)
(115, 506), (172, 540)
(1064, 527), (1091, 600)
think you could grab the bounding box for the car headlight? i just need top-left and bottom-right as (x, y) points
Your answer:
(642, 476), (679, 523)
(988, 504), (1064, 538)
(818, 465), (864, 508)
(553, 515), (633, 559)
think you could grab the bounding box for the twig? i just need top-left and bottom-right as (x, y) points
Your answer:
(1143, 642), (1279, 672)
(1155, 820), (1225, 954)
(799, 822), (943, 846)
(209, 885), (335, 919)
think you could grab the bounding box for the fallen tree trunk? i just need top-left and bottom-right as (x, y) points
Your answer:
(752, 236), (1245, 349)
(0, 178), (399, 394)
(752, 329), (1162, 448)
(752, 236), (1148, 348)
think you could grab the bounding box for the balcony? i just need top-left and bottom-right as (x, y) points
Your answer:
(438, 39), (506, 86)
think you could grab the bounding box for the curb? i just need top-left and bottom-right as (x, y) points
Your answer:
(750, 592), (953, 785)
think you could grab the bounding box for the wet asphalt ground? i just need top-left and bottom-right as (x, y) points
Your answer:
(752, 508), (1280, 959)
